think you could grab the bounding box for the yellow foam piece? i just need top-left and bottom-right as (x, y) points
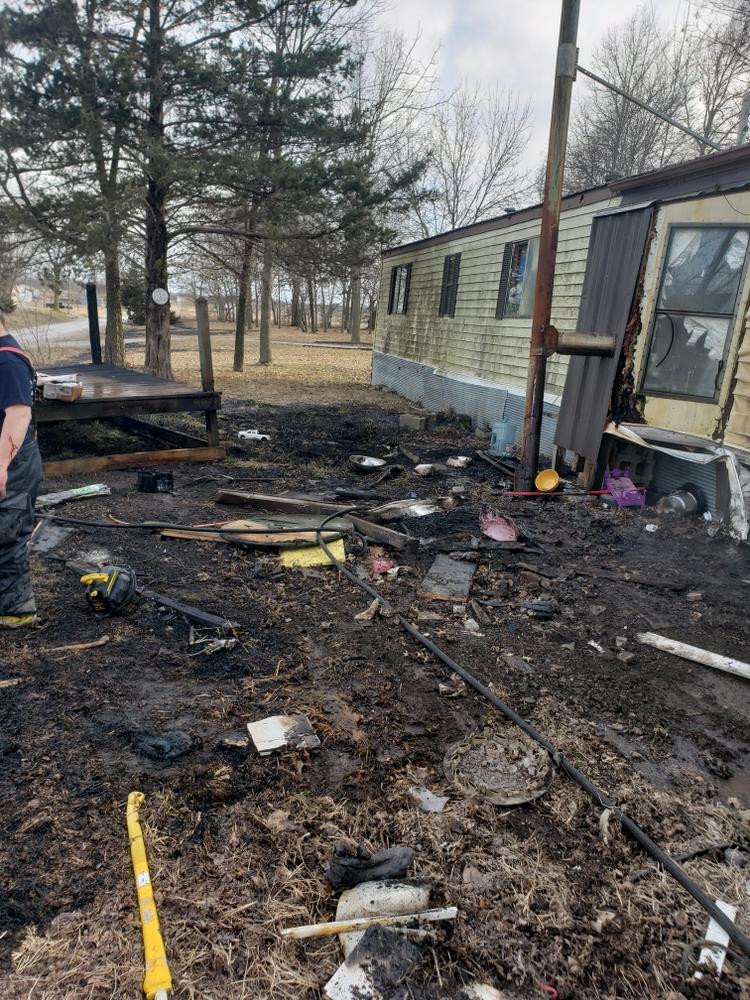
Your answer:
(127, 792), (172, 999)
(280, 538), (345, 568)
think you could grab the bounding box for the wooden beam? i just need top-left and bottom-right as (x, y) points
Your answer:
(196, 298), (221, 448)
(215, 491), (418, 552)
(35, 393), (222, 423)
(43, 446), (225, 478)
(109, 415), (209, 448)
(349, 515), (418, 553)
(216, 489), (350, 515)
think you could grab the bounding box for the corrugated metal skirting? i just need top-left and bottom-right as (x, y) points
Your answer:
(650, 452), (719, 515)
(372, 351), (559, 457)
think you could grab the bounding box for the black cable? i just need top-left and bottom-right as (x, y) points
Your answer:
(312, 510), (750, 962)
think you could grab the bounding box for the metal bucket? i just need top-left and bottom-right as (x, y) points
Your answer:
(656, 489), (699, 515)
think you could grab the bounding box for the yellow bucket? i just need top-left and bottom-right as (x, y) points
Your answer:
(535, 469), (560, 493)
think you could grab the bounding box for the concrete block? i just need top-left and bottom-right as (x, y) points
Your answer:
(399, 412), (429, 431)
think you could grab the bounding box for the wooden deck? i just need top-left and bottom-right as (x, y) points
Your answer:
(35, 362), (224, 476)
(34, 363), (221, 422)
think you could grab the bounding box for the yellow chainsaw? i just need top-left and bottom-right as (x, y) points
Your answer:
(80, 566), (138, 616)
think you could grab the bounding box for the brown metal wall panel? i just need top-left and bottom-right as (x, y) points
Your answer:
(554, 207), (654, 460)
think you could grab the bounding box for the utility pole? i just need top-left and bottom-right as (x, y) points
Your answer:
(519, 0), (580, 489)
(737, 91), (750, 147)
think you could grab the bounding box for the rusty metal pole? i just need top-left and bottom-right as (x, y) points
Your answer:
(519, 0), (580, 489)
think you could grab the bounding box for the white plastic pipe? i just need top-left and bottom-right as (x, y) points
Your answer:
(281, 906), (458, 940)
(636, 632), (750, 681)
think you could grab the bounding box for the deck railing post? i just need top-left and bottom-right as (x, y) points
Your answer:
(196, 297), (219, 446)
(86, 283), (103, 365)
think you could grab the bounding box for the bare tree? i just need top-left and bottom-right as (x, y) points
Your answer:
(567, 4), (750, 191)
(410, 83), (531, 237)
(340, 28), (437, 340)
(566, 8), (694, 190)
(686, 13), (750, 150)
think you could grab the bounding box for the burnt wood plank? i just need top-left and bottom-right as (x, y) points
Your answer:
(43, 446), (225, 478)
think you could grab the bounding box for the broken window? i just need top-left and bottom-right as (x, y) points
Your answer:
(642, 226), (749, 400)
(438, 253), (461, 317)
(387, 263), (411, 315)
(496, 238), (539, 319)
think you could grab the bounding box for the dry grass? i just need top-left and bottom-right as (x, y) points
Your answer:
(3, 695), (750, 999)
(122, 325), (404, 409)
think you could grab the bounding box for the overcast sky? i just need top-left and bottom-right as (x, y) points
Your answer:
(379, 0), (688, 170)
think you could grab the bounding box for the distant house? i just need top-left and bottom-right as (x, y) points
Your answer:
(374, 145), (750, 529)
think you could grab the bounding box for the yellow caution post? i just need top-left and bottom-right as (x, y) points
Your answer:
(126, 792), (173, 1000)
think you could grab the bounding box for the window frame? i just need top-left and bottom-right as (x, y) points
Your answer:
(438, 253), (461, 318)
(638, 223), (750, 404)
(387, 262), (412, 315)
(496, 238), (538, 320)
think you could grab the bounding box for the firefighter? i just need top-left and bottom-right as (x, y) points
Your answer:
(0, 301), (44, 627)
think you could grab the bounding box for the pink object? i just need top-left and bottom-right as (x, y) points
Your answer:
(603, 466), (646, 508)
(480, 512), (519, 541)
(370, 558), (397, 574)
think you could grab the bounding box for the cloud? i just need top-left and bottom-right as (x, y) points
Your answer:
(378, 0), (687, 173)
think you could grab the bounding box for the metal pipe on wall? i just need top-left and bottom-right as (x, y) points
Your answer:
(519, 0), (580, 490)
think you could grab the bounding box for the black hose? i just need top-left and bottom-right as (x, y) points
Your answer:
(312, 511), (750, 962)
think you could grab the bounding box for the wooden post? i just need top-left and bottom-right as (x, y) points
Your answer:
(86, 283), (103, 364)
(196, 297), (219, 446)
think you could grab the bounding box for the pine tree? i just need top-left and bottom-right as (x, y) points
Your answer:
(0, 0), (143, 364)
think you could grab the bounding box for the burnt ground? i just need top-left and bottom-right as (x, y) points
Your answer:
(1, 396), (750, 999)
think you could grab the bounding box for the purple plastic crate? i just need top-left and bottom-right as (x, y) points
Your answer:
(603, 466), (646, 508)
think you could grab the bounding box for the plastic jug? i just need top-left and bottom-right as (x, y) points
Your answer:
(488, 420), (516, 456)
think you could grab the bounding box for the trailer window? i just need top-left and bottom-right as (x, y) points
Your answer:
(388, 263), (411, 315)
(496, 238), (538, 319)
(642, 226), (749, 400)
(438, 253), (461, 317)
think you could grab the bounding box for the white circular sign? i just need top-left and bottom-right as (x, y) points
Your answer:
(152, 288), (169, 305)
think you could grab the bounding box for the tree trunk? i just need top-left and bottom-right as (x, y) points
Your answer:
(307, 277), (317, 333)
(143, 0), (172, 379)
(234, 239), (253, 372)
(259, 240), (272, 365)
(349, 266), (361, 345)
(103, 247), (125, 365)
(368, 294), (375, 333)
(291, 276), (301, 327)
(320, 284), (328, 332)
(144, 180), (172, 377)
(342, 283), (350, 332)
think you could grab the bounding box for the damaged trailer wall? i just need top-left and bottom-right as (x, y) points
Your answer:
(373, 189), (618, 435)
(629, 191), (750, 444)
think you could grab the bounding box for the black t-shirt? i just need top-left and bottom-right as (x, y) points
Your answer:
(0, 334), (35, 447)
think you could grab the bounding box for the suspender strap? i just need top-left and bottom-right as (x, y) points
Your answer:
(0, 345), (33, 366)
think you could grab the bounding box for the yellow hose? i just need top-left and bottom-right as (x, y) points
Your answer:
(126, 792), (173, 1000)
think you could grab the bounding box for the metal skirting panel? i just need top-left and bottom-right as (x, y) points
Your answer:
(372, 352), (427, 402)
(372, 351), (560, 457)
(651, 452), (719, 514)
